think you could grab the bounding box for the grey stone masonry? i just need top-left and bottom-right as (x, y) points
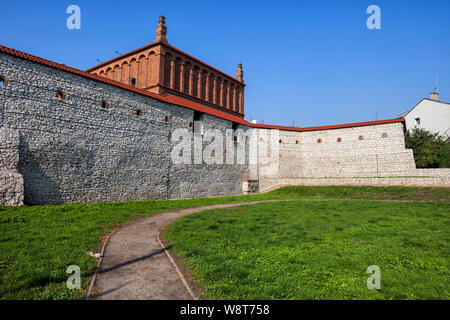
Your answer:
(0, 127), (24, 205)
(0, 53), (248, 205)
(248, 124), (450, 193)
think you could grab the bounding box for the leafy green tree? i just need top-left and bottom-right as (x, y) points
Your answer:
(405, 127), (450, 168)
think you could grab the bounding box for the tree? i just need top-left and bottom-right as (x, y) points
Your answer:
(405, 128), (450, 168)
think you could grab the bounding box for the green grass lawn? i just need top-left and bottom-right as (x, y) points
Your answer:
(164, 200), (450, 299)
(0, 186), (449, 300)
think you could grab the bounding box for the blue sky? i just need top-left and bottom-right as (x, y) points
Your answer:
(2, 0), (449, 127)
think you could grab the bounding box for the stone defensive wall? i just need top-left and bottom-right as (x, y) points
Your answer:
(0, 49), (248, 205)
(250, 124), (450, 191)
(0, 45), (449, 205)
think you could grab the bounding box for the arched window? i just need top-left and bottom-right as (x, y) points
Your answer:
(138, 55), (146, 87)
(381, 132), (388, 138)
(0, 75), (7, 87)
(113, 64), (121, 82)
(165, 115), (170, 123)
(183, 62), (191, 94)
(105, 68), (112, 80)
(317, 138), (322, 143)
(337, 137), (342, 142)
(101, 100), (108, 109)
(135, 108), (143, 116)
(279, 139), (283, 144)
(174, 57), (182, 91)
(358, 135), (364, 140)
(295, 140), (299, 144)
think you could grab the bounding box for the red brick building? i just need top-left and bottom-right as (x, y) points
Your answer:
(86, 16), (245, 117)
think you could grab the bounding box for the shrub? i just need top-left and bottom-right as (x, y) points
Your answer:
(405, 127), (450, 168)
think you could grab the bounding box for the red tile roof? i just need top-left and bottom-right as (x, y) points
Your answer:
(0, 44), (405, 133)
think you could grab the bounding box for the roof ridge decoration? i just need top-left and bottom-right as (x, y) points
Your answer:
(155, 15), (167, 44)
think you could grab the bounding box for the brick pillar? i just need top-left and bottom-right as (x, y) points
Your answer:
(180, 63), (186, 93)
(213, 77), (217, 104)
(144, 58), (149, 88)
(189, 67), (194, 95)
(230, 86), (235, 111)
(170, 59), (175, 89)
(227, 84), (232, 110)
(117, 67), (122, 83)
(239, 87), (244, 113)
(205, 74), (210, 102)
(235, 87), (240, 112)
(220, 81), (225, 107)
(233, 86), (237, 111)
(154, 53), (165, 94)
(197, 71), (203, 99)
(135, 61), (140, 88)
(146, 55), (153, 87)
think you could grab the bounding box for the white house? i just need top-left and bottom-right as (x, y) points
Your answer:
(400, 92), (450, 140)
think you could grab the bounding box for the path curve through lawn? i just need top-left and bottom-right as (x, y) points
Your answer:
(88, 198), (430, 300)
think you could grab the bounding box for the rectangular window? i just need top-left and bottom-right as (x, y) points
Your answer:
(232, 122), (239, 142)
(193, 111), (203, 135)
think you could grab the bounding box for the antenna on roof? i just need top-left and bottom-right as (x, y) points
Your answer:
(430, 73), (440, 101)
(115, 50), (122, 56)
(435, 73), (439, 92)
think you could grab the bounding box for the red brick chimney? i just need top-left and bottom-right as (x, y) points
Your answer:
(155, 16), (168, 43)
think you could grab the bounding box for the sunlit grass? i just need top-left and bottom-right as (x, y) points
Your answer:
(0, 185), (448, 299)
(165, 200), (450, 299)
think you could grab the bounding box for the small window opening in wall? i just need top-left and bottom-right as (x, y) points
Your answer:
(295, 140), (299, 144)
(358, 135), (364, 141)
(101, 100), (108, 109)
(232, 122), (239, 142)
(165, 115), (170, 123)
(0, 75), (7, 87)
(337, 137), (342, 142)
(130, 78), (136, 87)
(381, 132), (388, 138)
(415, 118), (421, 125)
(135, 108), (143, 116)
(279, 139), (283, 144)
(317, 138), (322, 143)
(56, 90), (65, 100)
(193, 110), (203, 135)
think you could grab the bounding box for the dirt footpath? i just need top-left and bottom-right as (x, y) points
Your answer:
(89, 201), (273, 300)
